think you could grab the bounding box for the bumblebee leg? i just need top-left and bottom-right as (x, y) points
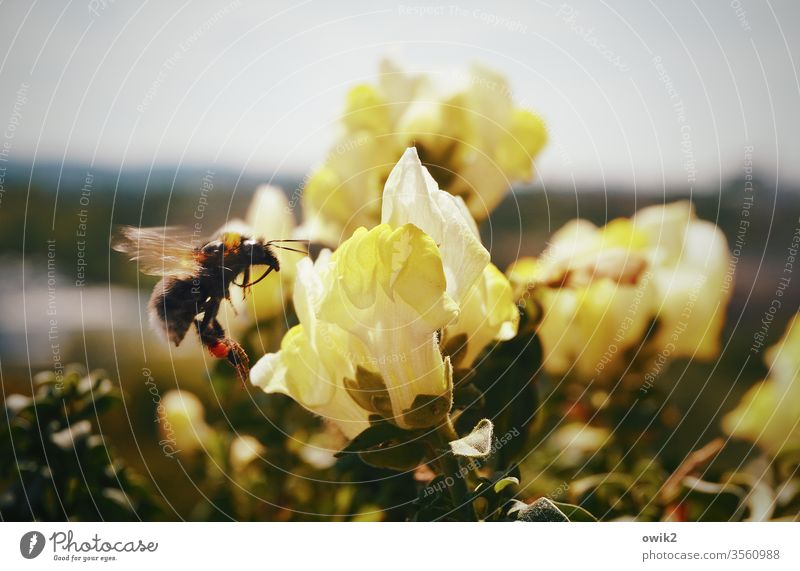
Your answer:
(224, 338), (250, 386)
(208, 318), (224, 338)
(195, 318), (222, 348)
(199, 297), (221, 332)
(240, 267), (250, 298)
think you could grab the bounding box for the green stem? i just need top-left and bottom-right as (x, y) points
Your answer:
(434, 418), (476, 521)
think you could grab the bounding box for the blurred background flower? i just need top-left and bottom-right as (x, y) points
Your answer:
(162, 390), (213, 455)
(508, 201), (731, 382)
(238, 185), (302, 323)
(723, 315), (800, 457)
(300, 59), (547, 244)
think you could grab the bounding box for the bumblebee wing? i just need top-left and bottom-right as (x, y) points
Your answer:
(112, 226), (200, 279)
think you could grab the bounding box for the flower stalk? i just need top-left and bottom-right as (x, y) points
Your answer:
(433, 417), (475, 521)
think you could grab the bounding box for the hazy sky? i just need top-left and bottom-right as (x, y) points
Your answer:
(0, 0), (798, 191)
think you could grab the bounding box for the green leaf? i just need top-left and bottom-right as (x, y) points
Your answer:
(550, 500), (598, 522)
(401, 359), (454, 429)
(358, 440), (427, 472)
(493, 476), (520, 494)
(449, 419), (494, 458)
(402, 393), (451, 429)
(508, 498), (569, 522)
(334, 419), (408, 458)
(334, 417), (428, 471)
(467, 332), (541, 466)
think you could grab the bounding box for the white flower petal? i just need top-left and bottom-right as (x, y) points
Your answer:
(381, 147), (489, 303)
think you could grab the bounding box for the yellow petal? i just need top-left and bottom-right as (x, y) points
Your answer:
(722, 380), (800, 456)
(250, 325), (371, 439)
(447, 263), (520, 366)
(382, 147), (489, 304)
(301, 134), (396, 244)
(537, 278), (656, 379)
(639, 205), (731, 360)
(322, 224), (458, 330)
(246, 185), (295, 240)
(319, 223), (458, 425)
(378, 57), (425, 123)
(466, 63), (513, 148)
(342, 84), (391, 134)
(496, 108), (548, 180)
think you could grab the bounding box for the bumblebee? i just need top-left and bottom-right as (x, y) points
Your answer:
(113, 226), (306, 383)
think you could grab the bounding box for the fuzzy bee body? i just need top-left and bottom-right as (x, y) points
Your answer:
(149, 276), (213, 347)
(113, 226), (300, 383)
(148, 234), (279, 348)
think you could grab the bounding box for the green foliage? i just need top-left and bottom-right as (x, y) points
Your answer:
(0, 367), (160, 521)
(3, 310), (799, 522)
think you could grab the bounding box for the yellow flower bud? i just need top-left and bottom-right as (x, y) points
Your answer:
(161, 390), (212, 454)
(229, 435), (265, 473)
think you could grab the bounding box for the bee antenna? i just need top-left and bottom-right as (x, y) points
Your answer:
(269, 244), (309, 255)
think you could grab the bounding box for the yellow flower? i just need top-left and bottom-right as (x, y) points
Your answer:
(300, 59), (547, 244)
(382, 148), (519, 367)
(252, 225), (456, 435)
(161, 390), (212, 454)
(320, 224), (458, 426)
(445, 263), (519, 367)
(229, 435), (265, 473)
(723, 316), (800, 456)
(634, 201), (731, 360)
(250, 251), (374, 438)
(252, 149), (520, 437)
(381, 147), (489, 303)
(509, 201), (731, 380)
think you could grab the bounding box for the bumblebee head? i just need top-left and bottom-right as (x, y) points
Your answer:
(203, 232), (279, 270)
(240, 237), (279, 268)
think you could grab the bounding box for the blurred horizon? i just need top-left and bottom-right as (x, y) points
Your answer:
(1, 0), (798, 190)
(0, 157), (790, 196)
